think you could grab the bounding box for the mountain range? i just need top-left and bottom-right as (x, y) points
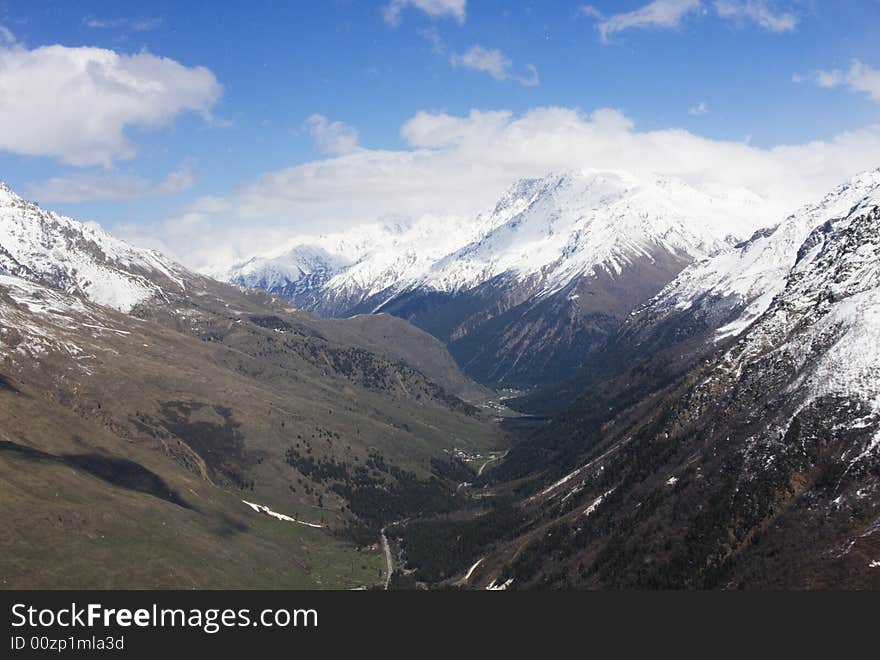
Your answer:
(221, 170), (772, 385)
(2, 166), (879, 590)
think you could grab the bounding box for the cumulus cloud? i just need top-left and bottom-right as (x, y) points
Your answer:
(0, 43), (221, 167)
(450, 46), (539, 86)
(595, 0), (701, 42)
(304, 115), (360, 156)
(799, 60), (880, 103)
(714, 1), (797, 32)
(27, 165), (196, 203)
(401, 109), (513, 147)
(115, 106), (880, 273)
(383, 0), (466, 26)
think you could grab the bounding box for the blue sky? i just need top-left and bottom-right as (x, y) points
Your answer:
(0, 1), (878, 269)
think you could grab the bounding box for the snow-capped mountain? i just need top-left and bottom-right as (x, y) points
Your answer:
(522, 168), (880, 416)
(720, 192), (880, 433)
(465, 171), (880, 590)
(219, 192), (533, 317)
(0, 181), (188, 312)
(226, 170), (767, 311)
(640, 168), (880, 342)
(417, 169), (763, 295)
(223, 169), (771, 385)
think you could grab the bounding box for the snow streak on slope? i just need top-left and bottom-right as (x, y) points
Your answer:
(646, 169), (880, 340)
(0, 181), (186, 312)
(0, 273), (126, 362)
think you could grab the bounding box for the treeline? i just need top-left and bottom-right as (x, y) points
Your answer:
(285, 447), (471, 545)
(393, 504), (524, 583)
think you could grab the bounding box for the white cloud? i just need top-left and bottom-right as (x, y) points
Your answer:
(519, 64), (540, 87)
(578, 5), (604, 20)
(82, 16), (163, 31)
(401, 109), (513, 147)
(383, 0), (466, 27)
(0, 24), (15, 44)
(449, 46), (539, 86)
(420, 27), (447, 55)
(0, 43), (221, 167)
(304, 115), (360, 156)
(27, 165), (196, 203)
(450, 46), (511, 80)
(596, 0), (702, 42)
(587, 0), (799, 41)
(689, 100), (709, 115)
(117, 106), (880, 273)
(714, 1), (797, 32)
(800, 60), (880, 103)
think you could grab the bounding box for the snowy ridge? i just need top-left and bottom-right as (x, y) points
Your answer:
(644, 168), (880, 340)
(735, 200), (880, 413)
(227, 244), (351, 291)
(220, 186), (540, 312)
(221, 169), (771, 311)
(698, 183), (880, 468)
(419, 169), (765, 295)
(1, 181), (188, 312)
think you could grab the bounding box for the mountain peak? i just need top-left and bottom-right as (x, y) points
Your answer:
(641, 165), (880, 341)
(0, 180), (22, 203)
(0, 180), (189, 312)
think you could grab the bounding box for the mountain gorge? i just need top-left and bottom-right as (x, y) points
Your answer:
(391, 168), (880, 590)
(223, 170), (771, 386)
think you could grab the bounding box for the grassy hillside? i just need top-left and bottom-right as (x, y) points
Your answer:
(0, 276), (503, 588)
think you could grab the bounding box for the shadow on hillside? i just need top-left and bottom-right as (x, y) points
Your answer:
(0, 439), (191, 509)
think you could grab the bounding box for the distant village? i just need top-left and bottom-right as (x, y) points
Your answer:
(443, 447), (483, 463)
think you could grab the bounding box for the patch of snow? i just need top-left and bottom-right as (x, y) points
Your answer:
(539, 466), (582, 498)
(463, 558), (484, 581)
(485, 578), (514, 591)
(241, 499), (325, 528)
(584, 488), (615, 517)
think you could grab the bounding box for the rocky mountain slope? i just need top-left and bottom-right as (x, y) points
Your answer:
(223, 170), (771, 385)
(0, 182), (190, 312)
(390, 169), (880, 590)
(0, 182), (502, 588)
(514, 168), (880, 417)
